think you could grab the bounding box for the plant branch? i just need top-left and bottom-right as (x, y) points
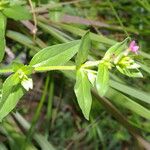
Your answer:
(0, 69), (13, 74)
(34, 65), (76, 72)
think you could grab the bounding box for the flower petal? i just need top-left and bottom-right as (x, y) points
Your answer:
(129, 40), (136, 49)
(132, 46), (139, 52)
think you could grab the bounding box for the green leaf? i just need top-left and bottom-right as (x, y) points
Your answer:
(96, 62), (109, 96)
(110, 80), (150, 104)
(1, 73), (20, 101)
(0, 73), (25, 121)
(107, 88), (150, 120)
(2, 5), (31, 20)
(74, 69), (92, 120)
(87, 71), (97, 87)
(116, 66), (143, 78)
(30, 40), (80, 67)
(0, 12), (6, 62)
(75, 31), (91, 67)
(104, 37), (130, 60)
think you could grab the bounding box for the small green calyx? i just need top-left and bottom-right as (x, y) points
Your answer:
(101, 59), (113, 70)
(17, 69), (25, 79)
(118, 56), (134, 67)
(12, 62), (34, 75)
(115, 56), (143, 78)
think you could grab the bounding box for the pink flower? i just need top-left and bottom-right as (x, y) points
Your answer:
(129, 40), (139, 53)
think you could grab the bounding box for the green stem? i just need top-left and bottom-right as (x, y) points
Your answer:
(35, 65), (76, 72)
(0, 69), (13, 74)
(0, 65), (76, 75)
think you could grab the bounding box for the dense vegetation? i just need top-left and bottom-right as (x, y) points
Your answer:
(0, 0), (150, 149)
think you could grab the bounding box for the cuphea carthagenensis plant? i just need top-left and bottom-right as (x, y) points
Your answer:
(0, 30), (143, 121)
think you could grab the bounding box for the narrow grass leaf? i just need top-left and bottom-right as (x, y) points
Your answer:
(139, 63), (150, 75)
(38, 22), (70, 43)
(58, 24), (116, 45)
(6, 30), (39, 51)
(3, 5), (31, 20)
(107, 88), (150, 120)
(14, 112), (56, 150)
(110, 80), (150, 104)
(0, 12), (6, 62)
(2, 121), (37, 150)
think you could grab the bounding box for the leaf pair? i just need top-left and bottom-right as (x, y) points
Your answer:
(74, 32), (93, 120)
(30, 32), (93, 120)
(0, 40), (82, 121)
(74, 32), (111, 120)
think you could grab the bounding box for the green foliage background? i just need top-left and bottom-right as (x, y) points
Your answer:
(0, 0), (150, 149)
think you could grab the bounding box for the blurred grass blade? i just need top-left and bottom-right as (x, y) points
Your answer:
(25, 75), (50, 146)
(38, 22), (70, 43)
(45, 74), (54, 138)
(6, 30), (39, 51)
(110, 80), (150, 104)
(139, 63), (150, 74)
(0, 143), (8, 150)
(3, 5), (31, 20)
(13, 112), (56, 150)
(55, 23), (116, 45)
(107, 88), (150, 120)
(2, 120), (37, 150)
(140, 51), (150, 59)
(0, 12), (6, 62)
